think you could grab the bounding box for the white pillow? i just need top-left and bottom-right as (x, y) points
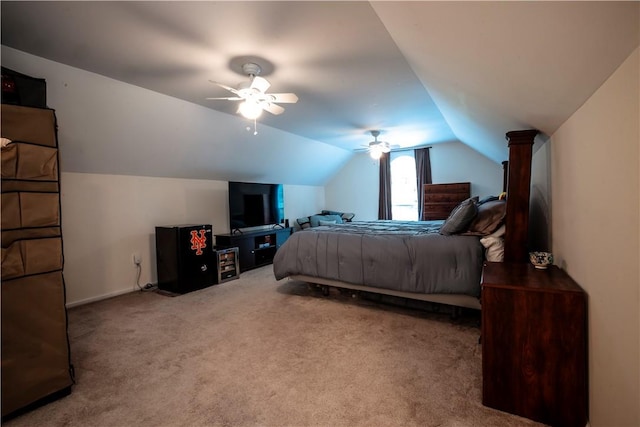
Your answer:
(480, 236), (504, 262)
(318, 219), (337, 226)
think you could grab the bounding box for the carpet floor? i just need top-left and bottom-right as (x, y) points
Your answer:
(6, 265), (544, 427)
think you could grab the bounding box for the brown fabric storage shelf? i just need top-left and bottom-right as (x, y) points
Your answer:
(0, 104), (57, 147)
(1, 103), (73, 420)
(1, 142), (59, 180)
(1, 237), (63, 280)
(1, 192), (61, 230)
(1, 271), (72, 417)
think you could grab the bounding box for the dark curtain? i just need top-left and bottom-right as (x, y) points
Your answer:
(378, 152), (392, 220)
(415, 147), (432, 220)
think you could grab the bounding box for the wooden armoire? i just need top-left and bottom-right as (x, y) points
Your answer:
(1, 103), (74, 419)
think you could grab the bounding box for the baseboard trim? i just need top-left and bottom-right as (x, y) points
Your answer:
(66, 288), (135, 308)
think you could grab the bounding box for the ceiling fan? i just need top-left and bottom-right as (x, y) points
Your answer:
(207, 63), (298, 120)
(362, 130), (398, 159)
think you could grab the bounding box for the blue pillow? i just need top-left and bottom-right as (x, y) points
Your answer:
(309, 215), (326, 227)
(310, 214), (343, 227)
(322, 214), (343, 224)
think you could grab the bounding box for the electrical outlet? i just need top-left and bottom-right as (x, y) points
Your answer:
(133, 253), (141, 265)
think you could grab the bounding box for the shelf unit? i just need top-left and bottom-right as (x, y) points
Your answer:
(216, 247), (239, 283)
(215, 227), (292, 272)
(1, 104), (74, 418)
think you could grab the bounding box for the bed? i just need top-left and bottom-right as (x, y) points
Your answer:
(273, 129), (537, 311)
(273, 219), (485, 309)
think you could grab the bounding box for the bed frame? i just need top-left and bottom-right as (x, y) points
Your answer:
(289, 274), (483, 310)
(289, 129), (537, 311)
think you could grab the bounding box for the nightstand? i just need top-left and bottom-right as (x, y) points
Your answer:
(481, 262), (587, 427)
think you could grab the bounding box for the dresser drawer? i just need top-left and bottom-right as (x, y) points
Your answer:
(424, 182), (470, 194)
(424, 193), (467, 203)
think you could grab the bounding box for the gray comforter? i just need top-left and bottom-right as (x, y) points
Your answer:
(273, 220), (484, 297)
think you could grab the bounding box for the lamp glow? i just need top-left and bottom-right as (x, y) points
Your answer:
(238, 100), (263, 120)
(370, 146), (383, 160)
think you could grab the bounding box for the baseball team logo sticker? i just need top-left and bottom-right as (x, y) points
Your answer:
(190, 230), (207, 255)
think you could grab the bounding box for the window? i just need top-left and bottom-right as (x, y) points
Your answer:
(390, 152), (418, 220)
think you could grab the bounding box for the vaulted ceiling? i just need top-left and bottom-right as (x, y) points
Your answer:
(2, 1), (638, 174)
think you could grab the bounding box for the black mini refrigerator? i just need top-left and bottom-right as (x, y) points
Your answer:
(155, 224), (215, 294)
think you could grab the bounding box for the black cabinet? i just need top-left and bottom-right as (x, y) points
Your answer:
(155, 224), (216, 294)
(215, 227), (292, 272)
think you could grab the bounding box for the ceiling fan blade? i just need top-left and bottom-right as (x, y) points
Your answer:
(206, 97), (243, 101)
(209, 80), (240, 95)
(268, 93), (299, 104)
(260, 102), (285, 115)
(250, 76), (271, 93)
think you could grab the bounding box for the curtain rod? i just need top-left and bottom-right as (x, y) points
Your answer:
(392, 145), (433, 153)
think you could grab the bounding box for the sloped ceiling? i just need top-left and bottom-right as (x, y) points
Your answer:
(1, 1), (638, 182)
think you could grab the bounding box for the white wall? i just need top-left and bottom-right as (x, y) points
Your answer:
(325, 153), (381, 220)
(551, 47), (639, 426)
(1, 46), (351, 186)
(60, 173), (224, 305)
(1, 47), (330, 306)
(325, 141), (503, 221)
(430, 141), (503, 197)
(529, 141), (552, 251)
(61, 172), (323, 306)
(283, 185), (326, 227)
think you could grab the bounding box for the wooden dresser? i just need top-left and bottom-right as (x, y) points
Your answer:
(422, 182), (470, 220)
(481, 262), (587, 427)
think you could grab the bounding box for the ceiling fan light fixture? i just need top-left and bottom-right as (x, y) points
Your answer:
(366, 130), (393, 158)
(238, 100), (263, 119)
(208, 61), (297, 129)
(370, 145), (384, 159)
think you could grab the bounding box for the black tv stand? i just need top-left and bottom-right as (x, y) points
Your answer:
(215, 227), (292, 272)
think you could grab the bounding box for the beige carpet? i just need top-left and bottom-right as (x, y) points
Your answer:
(6, 266), (544, 427)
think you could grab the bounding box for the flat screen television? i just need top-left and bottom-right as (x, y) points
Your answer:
(228, 181), (284, 231)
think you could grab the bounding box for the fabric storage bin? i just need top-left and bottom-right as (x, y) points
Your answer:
(1, 271), (72, 417)
(1, 142), (58, 180)
(0, 180), (59, 193)
(1, 192), (60, 230)
(0, 104), (57, 148)
(1, 227), (61, 247)
(1, 237), (63, 280)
